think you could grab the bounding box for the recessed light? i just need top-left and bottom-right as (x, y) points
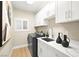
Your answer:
(26, 0), (35, 4)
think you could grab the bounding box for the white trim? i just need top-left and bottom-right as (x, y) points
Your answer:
(9, 48), (13, 57)
(12, 44), (28, 49)
(14, 18), (29, 31)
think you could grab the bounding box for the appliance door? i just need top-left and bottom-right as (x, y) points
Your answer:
(32, 37), (38, 57)
(27, 34), (38, 57)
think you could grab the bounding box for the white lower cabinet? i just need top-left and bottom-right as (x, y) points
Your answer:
(55, 49), (69, 57)
(46, 44), (57, 57)
(38, 39), (48, 57)
(38, 39), (68, 57)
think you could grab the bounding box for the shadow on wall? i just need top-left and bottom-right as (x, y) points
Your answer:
(48, 19), (79, 41)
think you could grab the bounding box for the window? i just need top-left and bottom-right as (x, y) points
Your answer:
(23, 21), (27, 29)
(15, 18), (28, 31)
(15, 20), (22, 30)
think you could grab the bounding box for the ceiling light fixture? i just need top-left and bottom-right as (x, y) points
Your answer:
(26, 0), (35, 4)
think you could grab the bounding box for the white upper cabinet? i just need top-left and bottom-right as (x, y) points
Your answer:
(72, 1), (79, 21)
(35, 2), (55, 26)
(56, 1), (79, 23)
(56, 1), (72, 23)
(55, 1), (65, 23)
(35, 11), (47, 26)
(45, 2), (55, 18)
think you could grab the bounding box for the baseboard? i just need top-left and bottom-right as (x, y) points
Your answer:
(9, 48), (13, 57)
(12, 44), (28, 49)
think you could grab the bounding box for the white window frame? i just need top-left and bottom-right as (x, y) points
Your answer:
(15, 18), (28, 31)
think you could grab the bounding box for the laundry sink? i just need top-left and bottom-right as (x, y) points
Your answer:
(41, 37), (54, 42)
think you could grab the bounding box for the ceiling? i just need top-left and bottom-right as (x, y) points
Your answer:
(12, 1), (50, 14)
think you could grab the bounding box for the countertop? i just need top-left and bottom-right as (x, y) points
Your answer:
(37, 37), (79, 57)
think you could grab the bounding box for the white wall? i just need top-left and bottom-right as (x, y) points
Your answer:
(13, 8), (35, 47)
(0, 1), (14, 56)
(2, 1), (11, 43)
(35, 18), (79, 41)
(48, 19), (79, 41)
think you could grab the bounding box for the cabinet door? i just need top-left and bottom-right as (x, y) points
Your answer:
(45, 2), (55, 18)
(56, 1), (65, 23)
(55, 49), (69, 57)
(46, 44), (69, 57)
(38, 39), (56, 57)
(72, 1), (79, 21)
(35, 12), (47, 26)
(38, 39), (48, 57)
(38, 39), (69, 57)
(38, 39), (41, 56)
(46, 44), (57, 57)
(56, 1), (71, 23)
(64, 1), (72, 21)
(35, 15), (39, 26)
